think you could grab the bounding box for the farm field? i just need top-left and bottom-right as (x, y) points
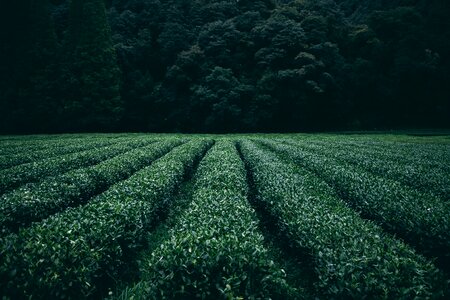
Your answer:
(0, 133), (449, 299)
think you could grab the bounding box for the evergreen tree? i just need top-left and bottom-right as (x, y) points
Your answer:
(62, 0), (122, 131)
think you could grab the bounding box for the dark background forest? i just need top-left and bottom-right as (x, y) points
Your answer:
(1, 0), (449, 133)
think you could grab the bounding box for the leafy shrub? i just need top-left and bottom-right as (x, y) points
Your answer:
(286, 138), (450, 201)
(240, 140), (447, 298)
(0, 139), (182, 236)
(262, 139), (450, 274)
(0, 138), (152, 194)
(124, 141), (296, 299)
(0, 139), (212, 299)
(0, 138), (120, 170)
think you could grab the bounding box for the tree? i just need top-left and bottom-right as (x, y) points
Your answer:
(0, 0), (59, 133)
(191, 67), (251, 132)
(2, 0), (450, 133)
(61, 0), (122, 131)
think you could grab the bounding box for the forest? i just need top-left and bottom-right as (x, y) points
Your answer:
(1, 0), (449, 133)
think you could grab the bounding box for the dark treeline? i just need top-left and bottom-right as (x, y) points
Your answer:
(1, 0), (449, 133)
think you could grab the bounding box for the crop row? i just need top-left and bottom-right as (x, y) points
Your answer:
(261, 139), (450, 273)
(323, 138), (449, 172)
(0, 140), (183, 236)
(123, 140), (297, 299)
(239, 140), (447, 298)
(0, 134), (129, 156)
(0, 138), (155, 194)
(0, 139), (212, 299)
(0, 138), (125, 171)
(300, 136), (450, 172)
(285, 139), (450, 201)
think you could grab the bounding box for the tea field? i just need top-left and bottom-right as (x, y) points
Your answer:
(0, 133), (449, 299)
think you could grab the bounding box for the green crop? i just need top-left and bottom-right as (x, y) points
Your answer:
(0, 134), (448, 299)
(124, 140), (297, 299)
(0, 139), (212, 298)
(240, 140), (446, 298)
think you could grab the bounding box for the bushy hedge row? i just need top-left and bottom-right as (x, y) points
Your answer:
(310, 136), (450, 170)
(356, 139), (450, 162)
(287, 139), (450, 201)
(0, 139), (212, 299)
(0, 138), (122, 170)
(0, 134), (128, 156)
(0, 140), (182, 236)
(302, 136), (450, 172)
(0, 137), (84, 155)
(262, 139), (450, 273)
(240, 140), (447, 298)
(0, 138), (154, 194)
(122, 140), (296, 299)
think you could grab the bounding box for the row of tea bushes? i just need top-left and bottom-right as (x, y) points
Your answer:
(287, 139), (450, 201)
(0, 138), (123, 170)
(302, 136), (450, 172)
(0, 139), (212, 299)
(122, 140), (298, 299)
(0, 138), (153, 194)
(0, 134), (129, 156)
(240, 140), (447, 298)
(0, 140), (182, 236)
(263, 139), (450, 273)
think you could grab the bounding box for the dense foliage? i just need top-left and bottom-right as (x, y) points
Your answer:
(0, 137), (212, 298)
(125, 141), (296, 298)
(239, 139), (446, 298)
(0, 139), (180, 236)
(0, 133), (449, 298)
(1, 0), (449, 132)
